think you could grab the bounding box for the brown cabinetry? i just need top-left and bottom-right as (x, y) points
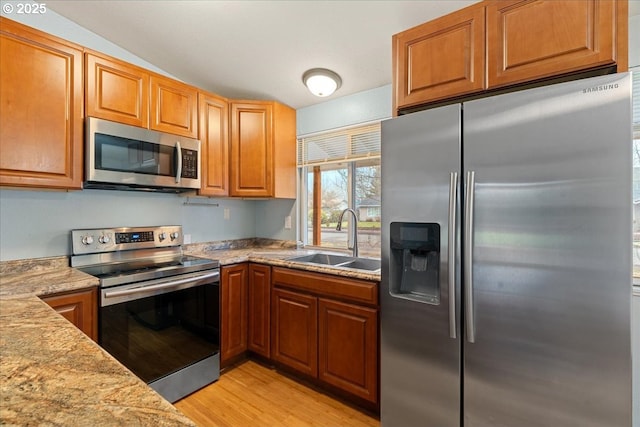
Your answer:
(487, 0), (622, 88)
(248, 263), (271, 358)
(221, 264), (248, 366)
(150, 75), (198, 138)
(0, 18), (83, 190)
(393, 0), (628, 113)
(85, 51), (198, 138)
(318, 298), (378, 404)
(271, 267), (379, 405)
(229, 101), (296, 198)
(85, 52), (149, 128)
(41, 287), (98, 342)
(272, 287), (318, 377)
(198, 92), (229, 196)
(393, 2), (485, 110)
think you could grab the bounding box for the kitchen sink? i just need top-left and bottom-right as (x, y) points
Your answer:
(287, 253), (354, 265)
(287, 253), (381, 271)
(337, 258), (381, 271)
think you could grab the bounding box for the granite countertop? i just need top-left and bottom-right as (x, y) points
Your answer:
(184, 244), (381, 282)
(0, 243), (379, 426)
(0, 257), (196, 426)
(0, 297), (196, 426)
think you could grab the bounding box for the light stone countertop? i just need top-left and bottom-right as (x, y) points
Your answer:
(0, 244), (380, 426)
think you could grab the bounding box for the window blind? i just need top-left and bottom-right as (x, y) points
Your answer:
(297, 122), (381, 167)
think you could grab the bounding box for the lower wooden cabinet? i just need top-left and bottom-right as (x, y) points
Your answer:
(41, 287), (98, 342)
(221, 263), (248, 366)
(318, 298), (378, 404)
(248, 263), (271, 358)
(271, 267), (379, 406)
(272, 287), (318, 377)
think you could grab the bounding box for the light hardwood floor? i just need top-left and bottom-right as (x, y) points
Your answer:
(174, 361), (380, 427)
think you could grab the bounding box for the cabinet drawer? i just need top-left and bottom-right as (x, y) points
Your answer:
(272, 267), (378, 306)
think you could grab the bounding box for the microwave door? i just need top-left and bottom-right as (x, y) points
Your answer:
(85, 117), (201, 191)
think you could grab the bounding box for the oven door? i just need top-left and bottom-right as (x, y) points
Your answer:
(99, 269), (219, 402)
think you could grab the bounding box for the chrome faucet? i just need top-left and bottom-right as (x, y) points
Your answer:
(336, 208), (359, 257)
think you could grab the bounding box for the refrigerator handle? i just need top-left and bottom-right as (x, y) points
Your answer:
(464, 170), (476, 343)
(448, 172), (458, 339)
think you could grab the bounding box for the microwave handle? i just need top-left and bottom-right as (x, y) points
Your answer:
(175, 141), (182, 183)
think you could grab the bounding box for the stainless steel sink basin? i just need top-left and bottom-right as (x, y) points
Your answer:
(287, 253), (381, 271)
(338, 258), (381, 271)
(287, 253), (354, 265)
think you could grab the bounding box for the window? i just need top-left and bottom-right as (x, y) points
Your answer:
(298, 122), (381, 258)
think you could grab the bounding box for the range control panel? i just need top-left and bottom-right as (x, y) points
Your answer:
(71, 225), (183, 255)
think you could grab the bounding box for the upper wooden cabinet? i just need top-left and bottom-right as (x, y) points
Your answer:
(85, 51), (198, 138)
(229, 101), (296, 198)
(150, 75), (198, 138)
(198, 92), (229, 196)
(0, 18), (83, 190)
(85, 52), (149, 128)
(393, 0), (628, 112)
(487, 0), (624, 88)
(393, 2), (486, 110)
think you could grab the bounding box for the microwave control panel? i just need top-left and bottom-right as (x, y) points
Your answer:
(181, 149), (198, 179)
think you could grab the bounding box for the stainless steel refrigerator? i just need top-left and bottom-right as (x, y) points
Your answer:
(380, 72), (632, 427)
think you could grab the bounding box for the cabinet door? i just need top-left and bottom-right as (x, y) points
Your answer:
(318, 298), (378, 404)
(0, 18), (83, 189)
(487, 0), (617, 88)
(248, 264), (271, 358)
(393, 3), (485, 111)
(150, 75), (198, 138)
(221, 264), (248, 365)
(85, 52), (149, 128)
(41, 288), (98, 342)
(198, 92), (229, 196)
(272, 288), (317, 377)
(230, 102), (273, 197)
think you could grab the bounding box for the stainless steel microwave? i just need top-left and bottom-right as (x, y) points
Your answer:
(85, 117), (201, 192)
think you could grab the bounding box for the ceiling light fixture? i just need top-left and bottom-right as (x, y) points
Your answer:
(302, 68), (342, 97)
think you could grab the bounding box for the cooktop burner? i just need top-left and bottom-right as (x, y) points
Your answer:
(77, 254), (219, 288)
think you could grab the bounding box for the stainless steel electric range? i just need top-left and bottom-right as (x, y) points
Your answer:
(70, 225), (220, 402)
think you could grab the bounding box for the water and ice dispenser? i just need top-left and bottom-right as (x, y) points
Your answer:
(389, 222), (441, 305)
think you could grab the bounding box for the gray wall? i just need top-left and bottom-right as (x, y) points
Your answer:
(0, 6), (392, 261)
(0, 8), (296, 261)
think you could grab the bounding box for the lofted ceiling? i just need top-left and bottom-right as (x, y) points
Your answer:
(46, 0), (481, 110)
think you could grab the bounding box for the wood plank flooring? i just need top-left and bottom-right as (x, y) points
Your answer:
(174, 361), (380, 427)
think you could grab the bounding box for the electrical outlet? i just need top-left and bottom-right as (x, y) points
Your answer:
(285, 215), (292, 229)
(224, 208), (230, 220)
(183, 234), (192, 244)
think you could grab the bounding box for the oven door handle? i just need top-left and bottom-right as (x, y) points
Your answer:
(102, 271), (219, 304)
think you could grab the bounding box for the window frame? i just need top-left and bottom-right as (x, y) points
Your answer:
(297, 121), (383, 256)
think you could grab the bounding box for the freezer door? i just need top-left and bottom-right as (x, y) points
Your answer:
(463, 73), (632, 427)
(381, 104), (461, 427)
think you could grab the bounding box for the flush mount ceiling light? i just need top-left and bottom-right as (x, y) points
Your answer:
(302, 68), (342, 97)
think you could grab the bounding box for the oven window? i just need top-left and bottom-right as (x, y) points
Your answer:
(100, 283), (219, 383)
(95, 133), (175, 176)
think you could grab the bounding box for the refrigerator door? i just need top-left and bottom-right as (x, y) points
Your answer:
(463, 73), (632, 427)
(381, 104), (461, 427)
